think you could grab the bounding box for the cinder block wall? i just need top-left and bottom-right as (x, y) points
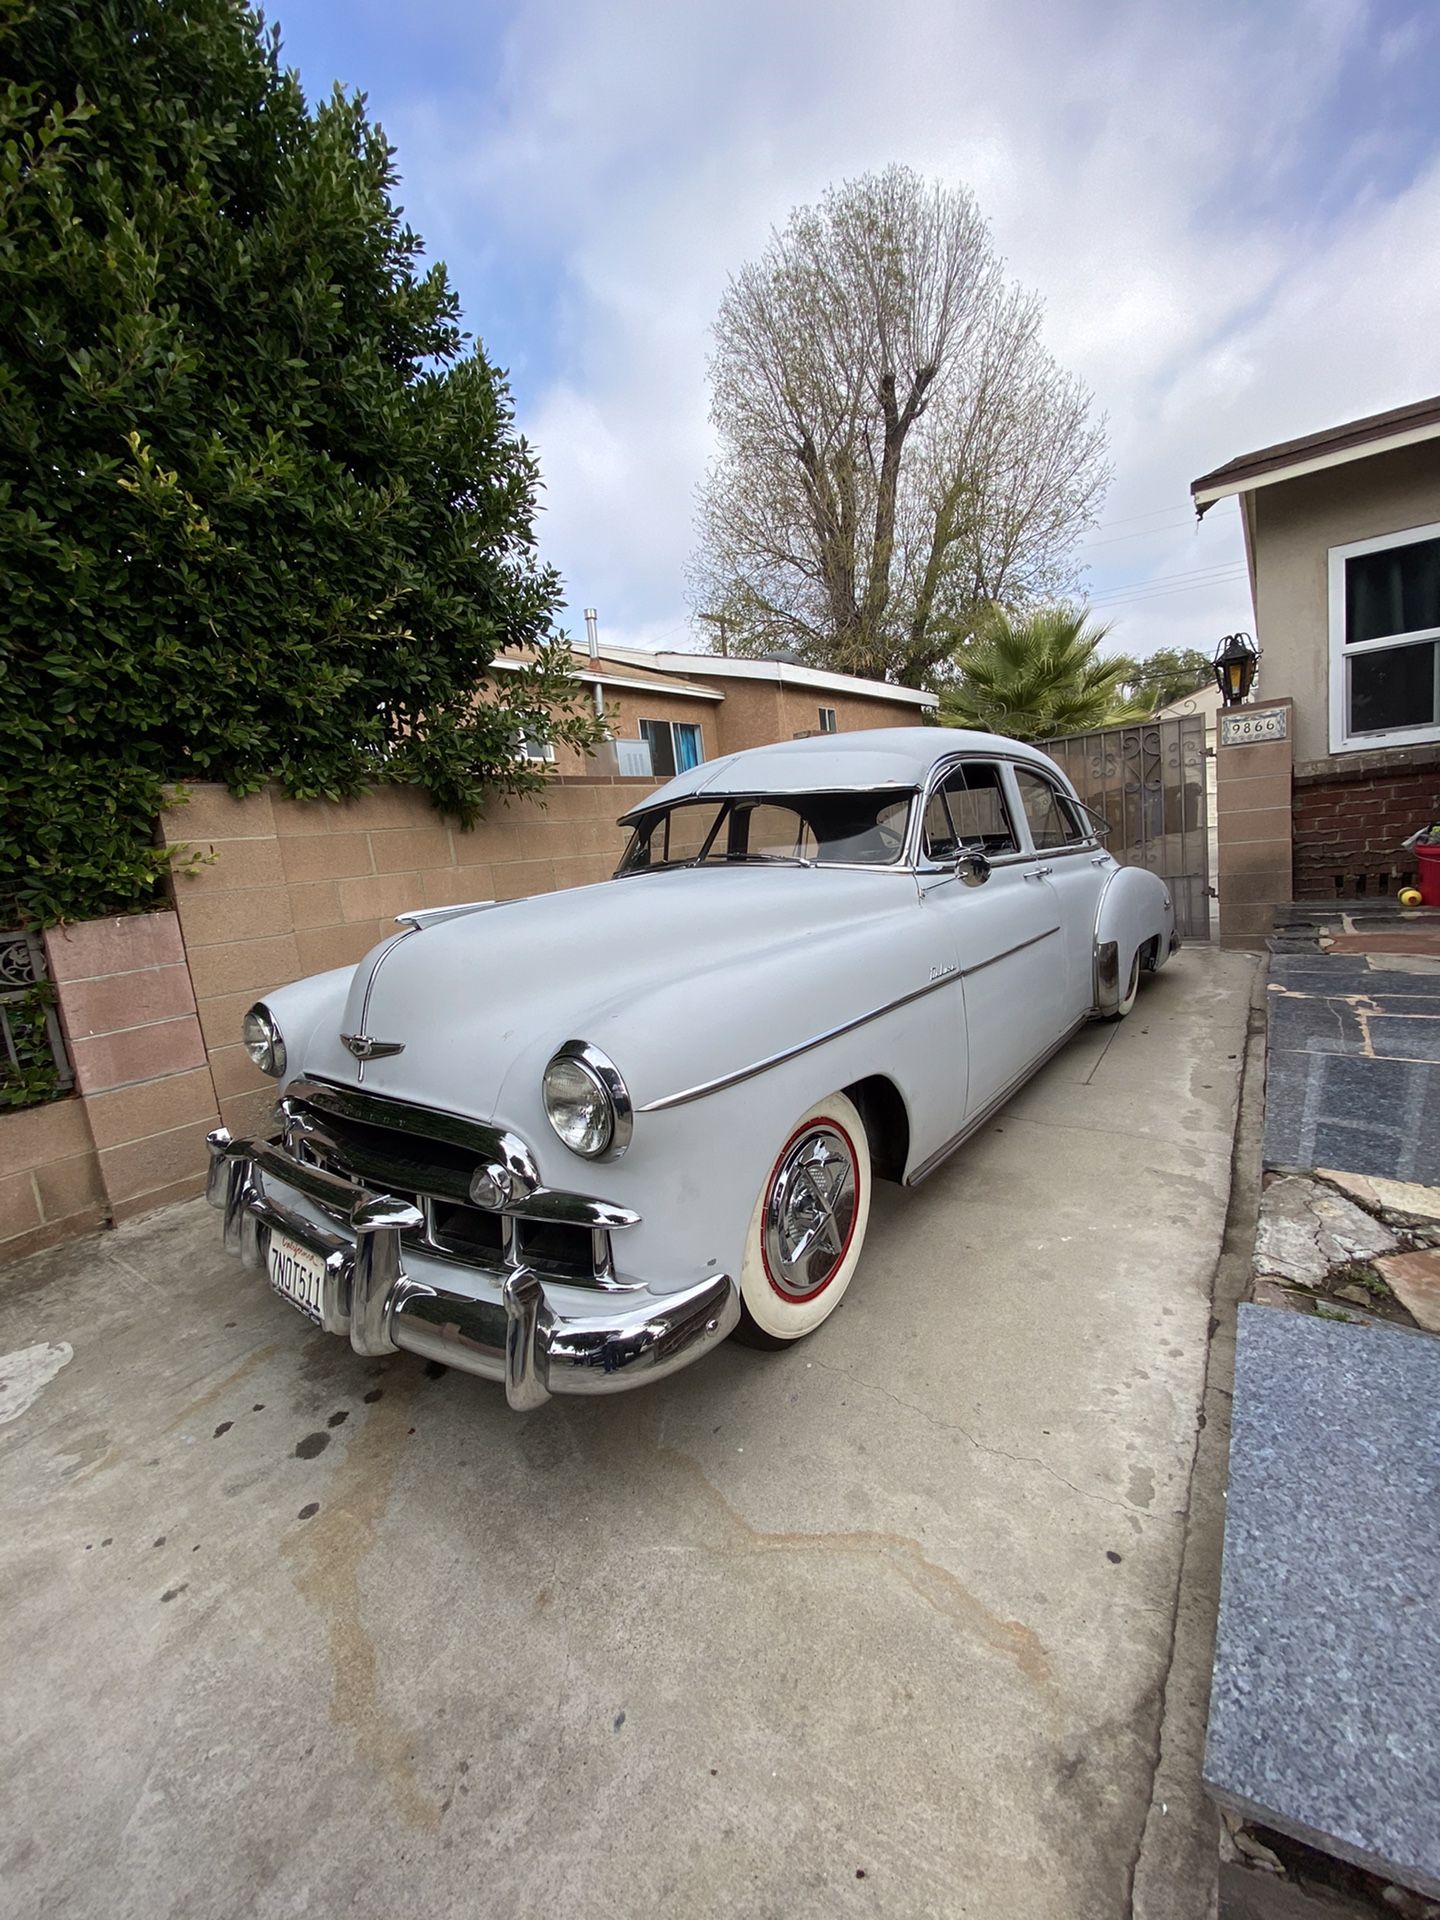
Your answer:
(158, 776), (655, 1149)
(1215, 700), (1295, 948)
(0, 775), (655, 1268)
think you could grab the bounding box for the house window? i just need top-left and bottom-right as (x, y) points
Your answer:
(1330, 523), (1440, 751)
(639, 719), (704, 777)
(818, 706), (839, 733)
(515, 729), (555, 763)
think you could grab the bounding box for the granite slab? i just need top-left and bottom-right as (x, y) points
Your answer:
(1263, 1049), (1440, 1183)
(1205, 1309), (1440, 1898)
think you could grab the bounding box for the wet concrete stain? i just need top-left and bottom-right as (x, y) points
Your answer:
(161, 1584), (187, 1602)
(152, 1535), (166, 1548)
(658, 1440), (1052, 1691)
(160, 1345), (280, 1437)
(1127, 1464), (1156, 1509)
(213, 1421), (232, 1437)
(280, 1378), (440, 1832)
(293, 1432), (331, 1460)
(297, 1503), (319, 1521)
(362, 1389), (384, 1404)
(613, 1710), (626, 1731)
(326, 1410), (349, 1429)
(1107, 1551), (1123, 1565)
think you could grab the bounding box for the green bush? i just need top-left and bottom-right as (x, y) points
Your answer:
(0, 0), (603, 928)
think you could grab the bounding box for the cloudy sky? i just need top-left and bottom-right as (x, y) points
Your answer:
(275, 0), (1440, 667)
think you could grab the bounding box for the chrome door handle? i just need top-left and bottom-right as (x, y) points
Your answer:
(1024, 865), (1055, 879)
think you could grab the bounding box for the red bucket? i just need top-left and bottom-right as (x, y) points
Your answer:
(1416, 843), (1440, 908)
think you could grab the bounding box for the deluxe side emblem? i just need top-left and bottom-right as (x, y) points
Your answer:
(341, 1033), (405, 1061)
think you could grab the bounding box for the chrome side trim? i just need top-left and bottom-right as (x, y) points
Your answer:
(960, 926), (1059, 980)
(905, 1016), (1089, 1185)
(638, 972), (961, 1114)
(638, 926), (1062, 1116)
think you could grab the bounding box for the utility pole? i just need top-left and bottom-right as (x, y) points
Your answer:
(696, 611), (730, 657)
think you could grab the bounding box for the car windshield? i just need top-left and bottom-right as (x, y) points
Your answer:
(618, 790), (916, 873)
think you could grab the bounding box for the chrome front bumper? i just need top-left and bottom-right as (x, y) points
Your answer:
(205, 1129), (739, 1410)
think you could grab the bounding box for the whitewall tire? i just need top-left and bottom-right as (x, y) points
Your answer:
(1110, 946), (1142, 1019)
(733, 1093), (872, 1349)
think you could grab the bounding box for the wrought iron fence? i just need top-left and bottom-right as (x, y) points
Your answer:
(1043, 714), (1212, 942)
(1, 928), (74, 1108)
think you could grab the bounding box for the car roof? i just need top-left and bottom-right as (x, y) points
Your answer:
(620, 726), (1060, 817)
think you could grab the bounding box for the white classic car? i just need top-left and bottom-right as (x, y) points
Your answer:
(207, 728), (1176, 1408)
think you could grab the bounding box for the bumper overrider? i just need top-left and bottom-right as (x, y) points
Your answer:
(205, 1128), (739, 1410)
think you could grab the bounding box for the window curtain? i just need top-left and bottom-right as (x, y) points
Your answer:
(675, 724), (702, 771)
(1347, 536), (1440, 643)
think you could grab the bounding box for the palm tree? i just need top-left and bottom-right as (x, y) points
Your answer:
(937, 605), (1134, 741)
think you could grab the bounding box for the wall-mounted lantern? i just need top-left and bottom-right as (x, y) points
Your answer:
(1213, 631), (1260, 706)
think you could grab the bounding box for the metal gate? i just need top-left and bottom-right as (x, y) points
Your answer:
(1042, 714), (1212, 941)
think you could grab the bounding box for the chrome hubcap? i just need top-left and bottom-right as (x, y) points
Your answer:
(763, 1125), (858, 1300)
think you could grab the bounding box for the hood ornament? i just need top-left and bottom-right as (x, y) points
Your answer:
(341, 1033), (405, 1061)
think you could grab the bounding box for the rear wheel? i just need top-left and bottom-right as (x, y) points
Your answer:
(733, 1093), (872, 1349)
(1109, 946), (1142, 1019)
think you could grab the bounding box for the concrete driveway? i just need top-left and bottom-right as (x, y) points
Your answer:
(2, 947), (1256, 1920)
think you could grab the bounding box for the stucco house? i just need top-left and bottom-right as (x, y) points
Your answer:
(498, 638), (938, 779)
(1192, 395), (1440, 941)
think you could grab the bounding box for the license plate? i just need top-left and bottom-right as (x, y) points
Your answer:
(268, 1231), (327, 1323)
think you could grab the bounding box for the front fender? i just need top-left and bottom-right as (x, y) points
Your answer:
(258, 966), (358, 1094)
(1092, 866), (1173, 1012)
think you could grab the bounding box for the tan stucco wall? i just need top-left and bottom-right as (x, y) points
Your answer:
(1250, 441), (1440, 770)
(551, 689), (718, 776)
(708, 679), (927, 756)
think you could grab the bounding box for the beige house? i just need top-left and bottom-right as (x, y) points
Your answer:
(1192, 395), (1440, 941)
(500, 642), (938, 779)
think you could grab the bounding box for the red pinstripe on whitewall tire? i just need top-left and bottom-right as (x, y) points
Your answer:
(733, 1092), (873, 1349)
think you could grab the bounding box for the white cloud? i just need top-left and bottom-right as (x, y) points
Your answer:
(381, 0), (1438, 666)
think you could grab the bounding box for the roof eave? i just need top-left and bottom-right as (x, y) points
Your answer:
(1191, 416), (1440, 515)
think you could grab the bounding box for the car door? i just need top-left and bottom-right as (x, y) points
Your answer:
(1009, 764), (1113, 1025)
(920, 758), (1068, 1123)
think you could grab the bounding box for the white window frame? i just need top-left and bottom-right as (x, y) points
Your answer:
(818, 705), (838, 733)
(1328, 520), (1440, 753)
(515, 729), (555, 764)
(638, 717), (705, 777)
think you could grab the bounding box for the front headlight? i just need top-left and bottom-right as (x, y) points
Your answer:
(542, 1042), (632, 1159)
(241, 1002), (287, 1078)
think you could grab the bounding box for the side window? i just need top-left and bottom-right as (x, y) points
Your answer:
(734, 802), (818, 861)
(922, 763), (1019, 860)
(1014, 768), (1088, 850)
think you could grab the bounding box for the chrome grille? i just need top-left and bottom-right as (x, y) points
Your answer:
(275, 1081), (636, 1290)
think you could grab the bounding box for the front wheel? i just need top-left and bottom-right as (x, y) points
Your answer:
(733, 1093), (872, 1349)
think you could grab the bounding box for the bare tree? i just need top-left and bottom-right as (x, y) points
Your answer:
(690, 167), (1110, 686)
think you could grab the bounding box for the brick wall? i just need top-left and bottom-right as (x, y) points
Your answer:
(1293, 756), (1440, 900)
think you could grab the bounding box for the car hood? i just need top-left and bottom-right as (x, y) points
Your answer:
(301, 866), (920, 1120)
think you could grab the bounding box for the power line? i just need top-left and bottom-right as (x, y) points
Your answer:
(1090, 570), (1249, 611)
(1087, 498), (1236, 535)
(1089, 558), (1247, 597)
